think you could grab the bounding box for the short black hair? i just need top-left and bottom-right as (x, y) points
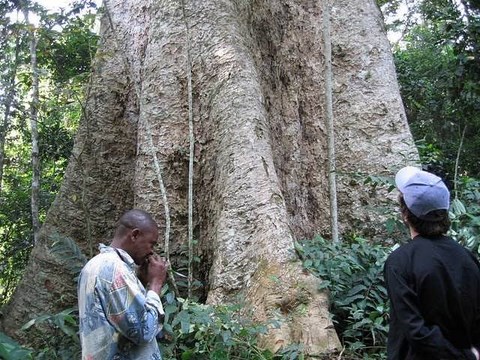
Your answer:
(399, 195), (450, 238)
(115, 209), (157, 236)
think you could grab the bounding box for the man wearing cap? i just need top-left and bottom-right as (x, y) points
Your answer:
(384, 166), (480, 360)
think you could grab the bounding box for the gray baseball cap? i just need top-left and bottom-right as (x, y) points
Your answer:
(395, 166), (450, 221)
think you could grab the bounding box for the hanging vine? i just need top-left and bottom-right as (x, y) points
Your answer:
(180, 0), (195, 299)
(323, 0), (339, 243)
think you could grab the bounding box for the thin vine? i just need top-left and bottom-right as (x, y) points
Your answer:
(322, 0), (339, 243)
(454, 125), (467, 200)
(180, 0), (195, 299)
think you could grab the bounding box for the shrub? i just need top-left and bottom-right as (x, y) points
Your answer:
(296, 236), (390, 359)
(450, 176), (480, 253)
(20, 308), (80, 360)
(159, 289), (278, 360)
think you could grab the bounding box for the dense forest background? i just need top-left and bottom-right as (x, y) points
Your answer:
(0, 0), (479, 359)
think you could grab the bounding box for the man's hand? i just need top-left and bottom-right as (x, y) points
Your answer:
(147, 254), (168, 294)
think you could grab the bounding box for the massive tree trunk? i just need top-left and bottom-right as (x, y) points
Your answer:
(0, 0), (416, 355)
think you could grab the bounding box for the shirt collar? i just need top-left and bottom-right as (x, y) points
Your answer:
(99, 243), (137, 270)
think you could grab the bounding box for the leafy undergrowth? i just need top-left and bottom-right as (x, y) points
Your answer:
(3, 178), (478, 360)
(296, 236), (390, 360)
(1, 235), (391, 360)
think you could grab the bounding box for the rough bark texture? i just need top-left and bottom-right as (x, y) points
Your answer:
(1, 0), (416, 355)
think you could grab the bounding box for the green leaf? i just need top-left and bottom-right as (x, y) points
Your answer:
(180, 320), (191, 334)
(346, 284), (367, 297)
(181, 349), (194, 360)
(163, 323), (173, 334)
(221, 329), (232, 343)
(0, 332), (33, 360)
(165, 292), (175, 304)
(335, 294), (365, 307)
(20, 314), (51, 330)
(452, 198), (467, 215)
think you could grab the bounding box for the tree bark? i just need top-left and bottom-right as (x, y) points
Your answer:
(1, 0), (417, 355)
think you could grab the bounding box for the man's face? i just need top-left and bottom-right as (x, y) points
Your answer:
(131, 226), (159, 265)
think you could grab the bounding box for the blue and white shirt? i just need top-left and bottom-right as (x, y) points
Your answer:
(78, 244), (164, 360)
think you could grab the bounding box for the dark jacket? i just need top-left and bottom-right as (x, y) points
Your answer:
(384, 235), (480, 360)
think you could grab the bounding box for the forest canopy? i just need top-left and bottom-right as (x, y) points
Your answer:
(384, 0), (480, 178)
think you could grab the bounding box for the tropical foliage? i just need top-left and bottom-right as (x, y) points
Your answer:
(384, 0), (480, 177)
(297, 236), (390, 359)
(0, 0), (98, 306)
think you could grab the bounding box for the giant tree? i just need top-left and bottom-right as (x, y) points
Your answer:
(1, 0), (416, 355)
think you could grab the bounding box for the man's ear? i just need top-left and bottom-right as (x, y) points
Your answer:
(131, 228), (140, 241)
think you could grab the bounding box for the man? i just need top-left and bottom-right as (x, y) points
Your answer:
(384, 166), (480, 360)
(78, 209), (168, 360)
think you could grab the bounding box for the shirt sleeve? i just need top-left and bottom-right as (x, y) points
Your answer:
(146, 290), (165, 317)
(385, 260), (474, 359)
(99, 264), (164, 345)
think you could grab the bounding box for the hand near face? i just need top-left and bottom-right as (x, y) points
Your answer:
(146, 254), (169, 294)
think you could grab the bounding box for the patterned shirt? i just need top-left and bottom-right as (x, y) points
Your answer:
(78, 244), (164, 360)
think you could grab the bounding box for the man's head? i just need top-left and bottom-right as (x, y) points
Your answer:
(112, 209), (159, 265)
(395, 166), (451, 237)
